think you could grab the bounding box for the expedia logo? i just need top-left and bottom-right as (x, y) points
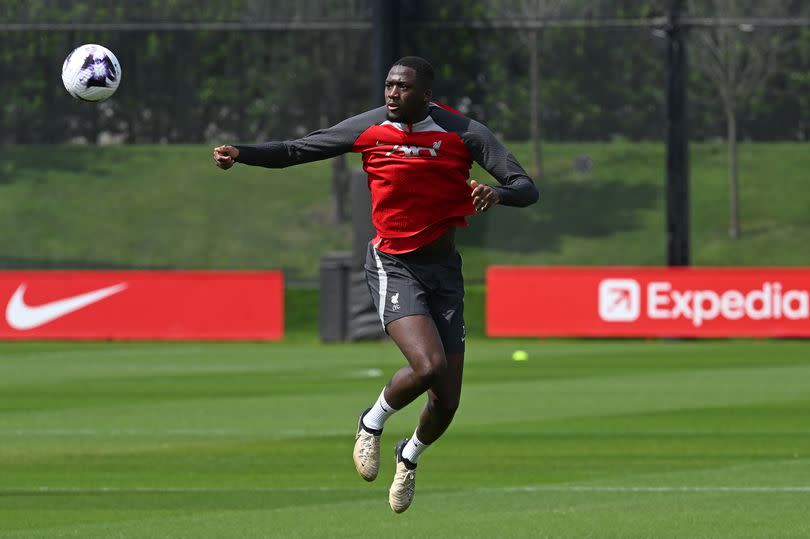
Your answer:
(648, 281), (809, 327)
(599, 279), (640, 322)
(599, 279), (810, 327)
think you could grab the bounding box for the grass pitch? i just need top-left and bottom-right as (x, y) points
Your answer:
(1, 338), (809, 538)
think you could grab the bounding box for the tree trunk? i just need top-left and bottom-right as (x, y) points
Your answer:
(329, 32), (350, 224)
(726, 104), (740, 239)
(528, 28), (543, 180)
(331, 154), (349, 223)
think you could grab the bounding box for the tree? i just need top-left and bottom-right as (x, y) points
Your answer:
(688, 0), (802, 239)
(499, 0), (585, 180)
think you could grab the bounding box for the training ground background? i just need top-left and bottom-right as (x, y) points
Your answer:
(1, 140), (809, 537)
(2, 3), (809, 535)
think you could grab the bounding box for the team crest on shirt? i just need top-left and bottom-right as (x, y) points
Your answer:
(390, 292), (401, 311)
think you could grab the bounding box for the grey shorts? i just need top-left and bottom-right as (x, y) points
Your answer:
(365, 242), (466, 353)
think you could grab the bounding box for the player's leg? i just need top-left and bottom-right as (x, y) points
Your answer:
(383, 315), (450, 513)
(353, 315), (443, 482)
(413, 350), (464, 444)
(388, 350), (463, 513)
(362, 314), (448, 453)
(405, 248), (466, 451)
(384, 314), (448, 408)
(354, 244), (438, 482)
(389, 250), (465, 512)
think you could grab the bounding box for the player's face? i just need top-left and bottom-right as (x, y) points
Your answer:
(385, 66), (431, 123)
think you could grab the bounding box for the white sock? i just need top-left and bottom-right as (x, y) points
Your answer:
(362, 388), (398, 432)
(401, 430), (429, 464)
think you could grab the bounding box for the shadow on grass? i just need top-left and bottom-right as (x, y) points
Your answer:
(459, 175), (660, 253)
(0, 257), (161, 270)
(0, 145), (119, 186)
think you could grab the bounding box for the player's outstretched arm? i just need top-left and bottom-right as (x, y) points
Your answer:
(213, 145), (239, 170)
(221, 107), (387, 170)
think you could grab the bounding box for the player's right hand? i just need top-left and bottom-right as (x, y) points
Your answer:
(213, 145), (239, 170)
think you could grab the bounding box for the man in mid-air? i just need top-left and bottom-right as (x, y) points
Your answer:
(214, 56), (538, 513)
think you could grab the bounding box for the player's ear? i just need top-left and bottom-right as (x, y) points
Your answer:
(424, 87), (433, 102)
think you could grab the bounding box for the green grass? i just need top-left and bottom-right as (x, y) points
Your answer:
(1, 142), (808, 280)
(461, 141), (810, 272)
(1, 339), (809, 538)
(0, 145), (347, 278)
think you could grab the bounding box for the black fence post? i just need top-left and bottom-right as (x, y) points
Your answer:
(371, 0), (401, 107)
(318, 0), (402, 342)
(666, 0), (690, 266)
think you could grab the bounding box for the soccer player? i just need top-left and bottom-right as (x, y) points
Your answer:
(213, 56), (538, 513)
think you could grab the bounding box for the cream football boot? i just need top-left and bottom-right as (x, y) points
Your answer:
(389, 438), (417, 513)
(353, 408), (382, 481)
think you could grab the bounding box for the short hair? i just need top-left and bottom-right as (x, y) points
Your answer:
(391, 56), (434, 87)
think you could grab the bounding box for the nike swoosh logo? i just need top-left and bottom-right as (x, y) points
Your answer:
(5, 282), (128, 330)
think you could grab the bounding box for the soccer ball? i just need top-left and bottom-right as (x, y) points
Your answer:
(61, 44), (121, 102)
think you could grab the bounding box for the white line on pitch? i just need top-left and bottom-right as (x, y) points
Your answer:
(5, 428), (809, 437)
(0, 428), (346, 437)
(2, 485), (810, 495)
(1, 486), (362, 494)
(476, 485), (810, 493)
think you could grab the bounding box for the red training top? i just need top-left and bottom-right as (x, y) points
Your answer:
(235, 103), (538, 254)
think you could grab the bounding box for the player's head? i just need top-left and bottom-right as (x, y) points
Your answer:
(385, 56), (434, 123)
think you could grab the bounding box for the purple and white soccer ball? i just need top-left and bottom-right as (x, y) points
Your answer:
(61, 44), (122, 102)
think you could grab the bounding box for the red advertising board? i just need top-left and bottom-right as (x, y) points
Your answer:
(0, 271), (283, 340)
(486, 267), (810, 338)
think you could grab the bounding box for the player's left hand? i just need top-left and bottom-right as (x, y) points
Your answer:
(470, 179), (500, 213)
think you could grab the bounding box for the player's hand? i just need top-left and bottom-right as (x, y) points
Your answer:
(213, 145), (239, 170)
(470, 179), (500, 213)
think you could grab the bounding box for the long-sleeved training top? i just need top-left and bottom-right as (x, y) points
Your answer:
(234, 102), (539, 254)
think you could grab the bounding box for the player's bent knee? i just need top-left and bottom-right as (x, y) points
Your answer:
(416, 364), (446, 387)
(412, 355), (447, 387)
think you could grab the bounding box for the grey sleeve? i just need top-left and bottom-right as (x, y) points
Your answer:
(463, 120), (539, 207)
(234, 107), (386, 168)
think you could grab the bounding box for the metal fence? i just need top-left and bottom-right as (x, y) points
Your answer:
(1, 1), (808, 278)
(2, 1), (807, 144)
